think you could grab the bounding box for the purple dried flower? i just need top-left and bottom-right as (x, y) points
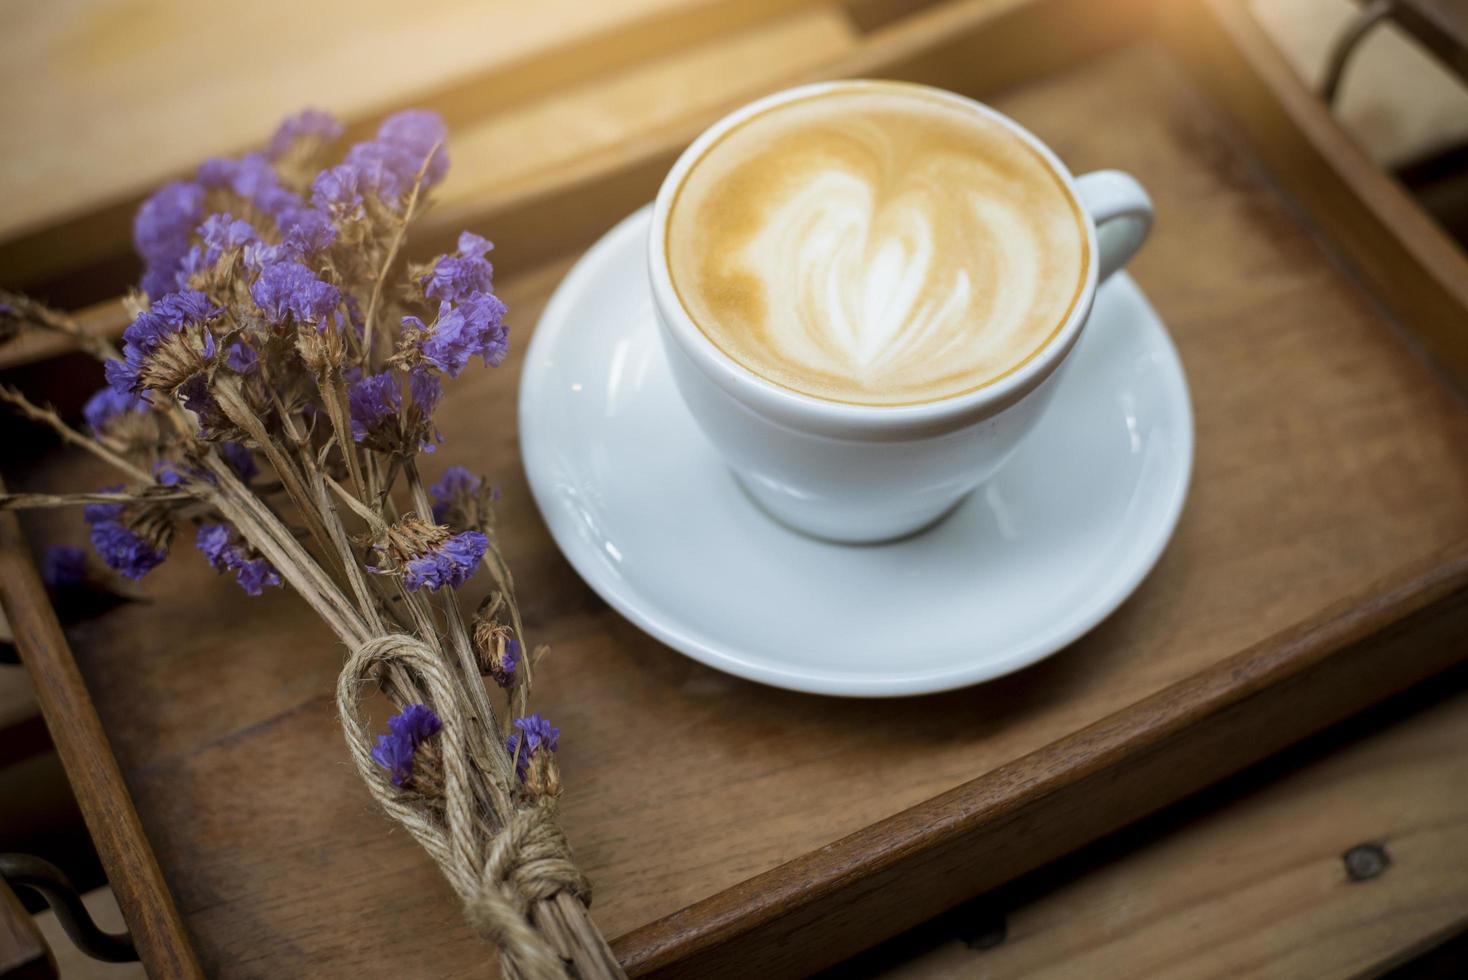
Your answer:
(402, 529), (487, 592)
(219, 441), (257, 482)
(336, 110), (448, 206)
(506, 714), (559, 781)
(502, 638), (521, 682)
(348, 371), (401, 443)
(111, 290), (221, 393)
(231, 555), (282, 595)
(423, 232), (494, 303)
(406, 291), (508, 379)
(267, 108), (343, 160)
(388, 704), (443, 745)
(372, 704), (442, 788)
(159, 290), (217, 323)
(103, 359), (134, 396)
(341, 142), (412, 203)
(225, 341), (258, 374)
(377, 110), (449, 186)
(195, 523), (230, 566)
(199, 213), (257, 267)
(278, 207), (336, 257)
(485, 638), (520, 689)
(431, 466), (482, 502)
(250, 260), (340, 327)
(134, 180), (205, 298)
(42, 546), (88, 589)
(82, 386), (149, 436)
(371, 731), (415, 787)
(196, 523), (281, 596)
(153, 461), (188, 487)
(460, 293), (509, 368)
(198, 153), (303, 223)
(195, 158), (234, 189)
(408, 365), (443, 420)
(310, 164), (363, 216)
(85, 497), (167, 581)
(430, 466), (482, 523)
(174, 245), (210, 288)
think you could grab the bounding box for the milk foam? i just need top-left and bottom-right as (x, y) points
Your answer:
(665, 84), (1089, 406)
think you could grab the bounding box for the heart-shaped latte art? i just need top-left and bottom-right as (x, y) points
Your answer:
(666, 86), (1088, 405)
(740, 170), (1049, 391)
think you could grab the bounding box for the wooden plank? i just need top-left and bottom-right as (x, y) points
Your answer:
(432, 6), (858, 222)
(0, 0), (1151, 373)
(862, 680), (1468, 979)
(0, 1), (860, 367)
(0, 0), (830, 296)
(0, 664), (50, 771)
(1165, 0), (1468, 391)
(0, 480), (202, 979)
(614, 555), (1468, 977)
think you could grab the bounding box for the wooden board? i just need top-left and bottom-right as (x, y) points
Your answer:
(0, 482), (202, 978)
(3, 1), (1468, 977)
(855, 678), (1468, 979)
(0, 0), (838, 297)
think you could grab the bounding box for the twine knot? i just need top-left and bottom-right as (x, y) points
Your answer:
(338, 632), (591, 979)
(468, 806), (591, 952)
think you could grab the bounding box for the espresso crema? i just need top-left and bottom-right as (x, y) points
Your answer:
(665, 83), (1090, 406)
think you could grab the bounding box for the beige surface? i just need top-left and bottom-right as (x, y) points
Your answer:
(0, 0), (830, 242)
(32, 888), (145, 980)
(1251, 0), (1468, 165)
(443, 5), (855, 212)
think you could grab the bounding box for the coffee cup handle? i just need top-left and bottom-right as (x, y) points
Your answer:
(1075, 170), (1153, 284)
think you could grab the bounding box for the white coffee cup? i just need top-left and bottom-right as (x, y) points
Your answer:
(648, 80), (1153, 543)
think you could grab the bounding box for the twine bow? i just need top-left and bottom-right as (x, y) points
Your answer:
(338, 633), (592, 979)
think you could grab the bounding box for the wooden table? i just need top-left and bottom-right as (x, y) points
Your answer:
(2, 1), (1467, 977)
(847, 673), (1468, 979)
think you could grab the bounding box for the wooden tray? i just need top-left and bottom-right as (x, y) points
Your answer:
(3, 1), (1467, 977)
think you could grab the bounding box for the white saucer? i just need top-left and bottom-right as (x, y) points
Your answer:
(520, 207), (1193, 697)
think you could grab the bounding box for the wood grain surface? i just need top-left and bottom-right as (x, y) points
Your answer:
(0, 483), (202, 978)
(5, 25), (1468, 975)
(0, 0), (833, 292)
(857, 679), (1468, 980)
(618, 556), (1468, 978)
(1171, 0), (1468, 392)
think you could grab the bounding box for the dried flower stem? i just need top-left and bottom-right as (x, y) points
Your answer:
(401, 458), (518, 811)
(308, 466), (385, 636)
(318, 373), (369, 499)
(477, 536), (534, 733)
(0, 290), (121, 362)
(362, 147), (436, 366)
(0, 490), (194, 511)
(198, 451), (367, 645)
(0, 386), (156, 485)
(211, 376), (347, 584)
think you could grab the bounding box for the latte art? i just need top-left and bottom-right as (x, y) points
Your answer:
(665, 84), (1089, 406)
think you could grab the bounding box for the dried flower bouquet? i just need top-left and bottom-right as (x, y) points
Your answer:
(0, 109), (623, 980)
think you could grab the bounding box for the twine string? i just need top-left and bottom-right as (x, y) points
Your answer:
(337, 634), (591, 979)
